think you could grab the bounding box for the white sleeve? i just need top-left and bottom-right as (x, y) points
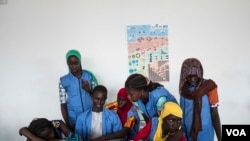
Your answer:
(59, 80), (67, 104)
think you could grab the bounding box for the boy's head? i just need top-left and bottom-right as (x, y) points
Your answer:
(92, 85), (107, 112)
(28, 118), (56, 140)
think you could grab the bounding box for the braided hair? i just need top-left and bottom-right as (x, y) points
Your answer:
(125, 73), (163, 92)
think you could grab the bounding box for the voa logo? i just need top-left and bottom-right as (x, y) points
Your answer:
(226, 129), (246, 136)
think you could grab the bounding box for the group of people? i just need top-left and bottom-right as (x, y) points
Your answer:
(19, 49), (222, 141)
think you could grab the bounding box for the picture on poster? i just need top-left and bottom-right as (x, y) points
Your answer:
(127, 24), (169, 82)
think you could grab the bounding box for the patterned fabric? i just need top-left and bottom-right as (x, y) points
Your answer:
(124, 116), (136, 129)
(179, 58), (219, 141)
(179, 58), (203, 92)
(105, 101), (118, 110)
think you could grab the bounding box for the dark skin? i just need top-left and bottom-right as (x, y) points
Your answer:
(61, 55), (92, 130)
(127, 89), (150, 123)
(162, 114), (183, 141)
(91, 96), (136, 141)
(186, 75), (222, 141)
(19, 121), (71, 141)
(91, 91), (107, 113)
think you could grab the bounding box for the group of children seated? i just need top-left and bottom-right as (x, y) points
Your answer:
(19, 85), (185, 141)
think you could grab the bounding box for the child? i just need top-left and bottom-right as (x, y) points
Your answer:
(179, 58), (221, 141)
(19, 118), (72, 141)
(75, 85), (122, 141)
(133, 102), (186, 141)
(93, 88), (140, 140)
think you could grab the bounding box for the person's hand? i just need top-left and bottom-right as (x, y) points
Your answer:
(82, 80), (91, 92)
(90, 136), (105, 141)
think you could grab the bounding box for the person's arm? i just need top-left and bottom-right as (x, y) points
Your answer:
(59, 80), (73, 131)
(211, 107), (222, 141)
(208, 87), (222, 141)
(133, 119), (152, 141)
(52, 120), (72, 137)
(60, 104), (73, 131)
(92, 116), (137, 141)
(19, 127), (47, 141)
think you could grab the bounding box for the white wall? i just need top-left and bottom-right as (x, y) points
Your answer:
(0, 0), (250, 140)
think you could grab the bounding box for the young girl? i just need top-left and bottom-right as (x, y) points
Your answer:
(19, 118), (72, 141)
(125, 73), (177, 122)
(133, 102), (186, 141)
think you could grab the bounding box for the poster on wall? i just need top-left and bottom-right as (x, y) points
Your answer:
(127, 24), (169, 82)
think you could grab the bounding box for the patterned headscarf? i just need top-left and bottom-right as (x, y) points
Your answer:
(179, 58), (217, 141)
(153, 102), (183, 141)
(117, 88), (133, 126)
(179, 58), (203, 92)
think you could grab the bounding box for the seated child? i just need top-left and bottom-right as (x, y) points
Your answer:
(133, 102), (186, 141)
(19, 118), (72, 141)
(75, 85), (122, 141)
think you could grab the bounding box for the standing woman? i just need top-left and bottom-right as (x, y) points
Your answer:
(125, 73), (177, 123)
(179, 58), (221, 141)
(59, 49), (98, 131)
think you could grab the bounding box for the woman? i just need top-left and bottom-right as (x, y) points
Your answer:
(125, 73), (177, 122)
(133, 101), (186, 141)
(59, 49), (98, 131)
(179, 58), (221, 141)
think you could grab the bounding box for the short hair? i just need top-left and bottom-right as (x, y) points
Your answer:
(93, 85), (107, 96)
(28, 118), (53, 137)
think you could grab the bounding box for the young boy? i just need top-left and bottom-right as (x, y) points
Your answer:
(75, 85), (122, 141)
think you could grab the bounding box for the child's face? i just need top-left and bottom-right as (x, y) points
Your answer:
(38, 127), (56, 140)
(92, 91), (107, 112)
(186, 75), (199, 86)
(162, 114), (181, 133)
(117, 96), (126, 109)
(126, 89), (142, 102)
(67, 56), (81, 73)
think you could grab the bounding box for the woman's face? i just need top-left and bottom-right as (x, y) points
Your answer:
(186, 75), (199, 86)
(67, 56), (81, 74)
(126, 89), (142, 102)
(162, 114), (181, 133)
(117, 97), (126, 109)
(38, 127), (56, 140)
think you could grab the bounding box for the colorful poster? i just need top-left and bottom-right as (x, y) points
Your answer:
(127, 24), (169, 82)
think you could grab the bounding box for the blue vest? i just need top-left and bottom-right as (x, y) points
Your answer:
(180, 80), (214, 141)
(60, 70), (93, 127)
(75, 108), (123, 141)
(136, 86), (177, 119)
(127, 106), (141, 139)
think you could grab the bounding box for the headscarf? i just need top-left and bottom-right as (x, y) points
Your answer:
(153, 102), (183, 141)
(179, 58), (203, 92)
(179, 58), (217, 141)
(117, 88), (133, 126)
(66, 49), (82, 70)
